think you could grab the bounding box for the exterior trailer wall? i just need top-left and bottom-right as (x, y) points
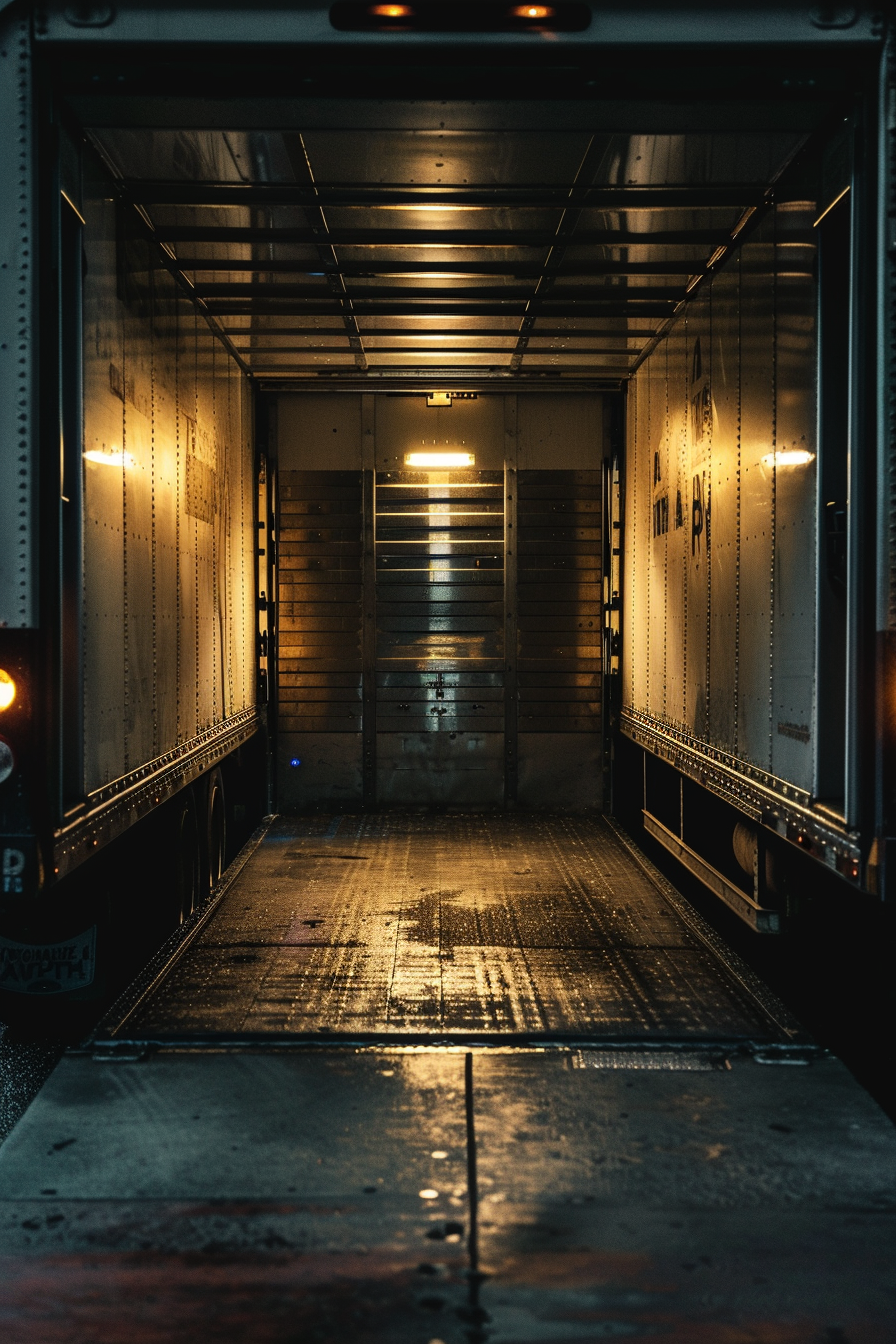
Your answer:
(78, 147), (256, 802)
(622, 198), (821, 824)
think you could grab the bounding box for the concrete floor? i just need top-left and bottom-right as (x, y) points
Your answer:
(0, 816), (894, 1341)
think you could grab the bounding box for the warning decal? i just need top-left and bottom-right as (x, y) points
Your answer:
(0, 928), (97, 995)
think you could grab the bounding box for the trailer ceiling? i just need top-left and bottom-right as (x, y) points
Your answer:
(55, 37), (868, 390)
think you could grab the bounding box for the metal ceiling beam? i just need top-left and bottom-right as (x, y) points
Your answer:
(174, 258), (698, 277)
(247, 365), (630, 375)
(511, 136), (624, 373)
(231, 349), (636, 360)
(288, 134), (367, 370)
(221, 325), (660, 337)
(155, 225), (731, 247)
(204, 301), (677, 317)
(195, 284), (685, 302)
(126, 182), (767, 209)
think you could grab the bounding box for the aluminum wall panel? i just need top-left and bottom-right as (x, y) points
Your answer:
(122, 260), (155, 769)
(645, 339), (668, 722)
(176, 314), (200, 747)
(152, 269), (180, 755)
(82, 186), (127, 787)
(738, 221), (776, 772)
(81, 157), (255, 795)
(517, 395), (603, 471)
(0, 11), (36, 628)
(624, 201), (819, 804)
(770, 205), (817, 792)
(625, 381), (649, 714)
(707, 267), (740, 752)
(666, 320), (690, 728)
(685, 296), (712, 740)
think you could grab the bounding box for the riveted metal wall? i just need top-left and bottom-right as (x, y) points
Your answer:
(80, 141), (256, 799)
(623, 199), (821, 823)
(0, 10), (36, 629)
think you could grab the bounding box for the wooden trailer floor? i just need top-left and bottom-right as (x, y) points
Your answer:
(2, 817), (895, 1341)
(98, 813), (798, 1045)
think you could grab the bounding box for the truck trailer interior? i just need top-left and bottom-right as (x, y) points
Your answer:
(0, 4), (895, 1339)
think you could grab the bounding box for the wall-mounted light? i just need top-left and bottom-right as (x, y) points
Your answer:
(761, 449), (815, 467)
(405, 452), (475, 468)
(83, 447), (136, 468)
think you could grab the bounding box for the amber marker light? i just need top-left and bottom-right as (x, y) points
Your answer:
(0, 669), (15, 712)
(512, 4), (554, 17)
(405, 451), (475, 467)
(370, 3), (413, 15)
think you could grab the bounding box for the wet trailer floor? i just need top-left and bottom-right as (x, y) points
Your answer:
(1, 814), (895, 1342)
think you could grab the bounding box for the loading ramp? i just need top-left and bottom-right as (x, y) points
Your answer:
(94, 813), (799, 1047)
(1, 818), (895, 1339)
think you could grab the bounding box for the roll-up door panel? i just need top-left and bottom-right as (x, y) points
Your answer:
(277, 470), (364, 805)
(517, 469), (602, 807)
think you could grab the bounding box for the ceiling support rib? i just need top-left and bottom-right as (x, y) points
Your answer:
(125, 182), (768, 209)
(290, 135), (367, 371)
(221, 325), (661, 338)
(174, 258), (699, 278)
(195, 284), (686, 303)
(154, 225), (733, 248)
(204, 302), (678, 319)
(230, 345), (638, 355)
(128, 205), (254, 379)
(511, 135), (623, 374)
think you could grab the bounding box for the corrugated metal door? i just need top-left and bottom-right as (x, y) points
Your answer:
(275, 393), (604, 810)
(276, 470), (364, 792)
(375, 469), (505, 805)
(516, 469), (603, 808)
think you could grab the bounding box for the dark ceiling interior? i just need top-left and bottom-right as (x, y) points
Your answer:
(87, 116), (809, 390)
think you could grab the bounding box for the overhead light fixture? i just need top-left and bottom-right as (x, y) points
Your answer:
(427, 392), (452, 407)
(405, 451), (475, 467)
(83, 447), (136, 468)
(761, 449), (815, 467)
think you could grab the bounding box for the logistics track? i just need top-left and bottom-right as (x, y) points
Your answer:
(1, 816), (894, 1339)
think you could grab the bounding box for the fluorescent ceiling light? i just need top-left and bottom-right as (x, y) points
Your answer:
(405, 451), (475, 468)
(761, 449), (815, 467)
(84, 448), (136, 467)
